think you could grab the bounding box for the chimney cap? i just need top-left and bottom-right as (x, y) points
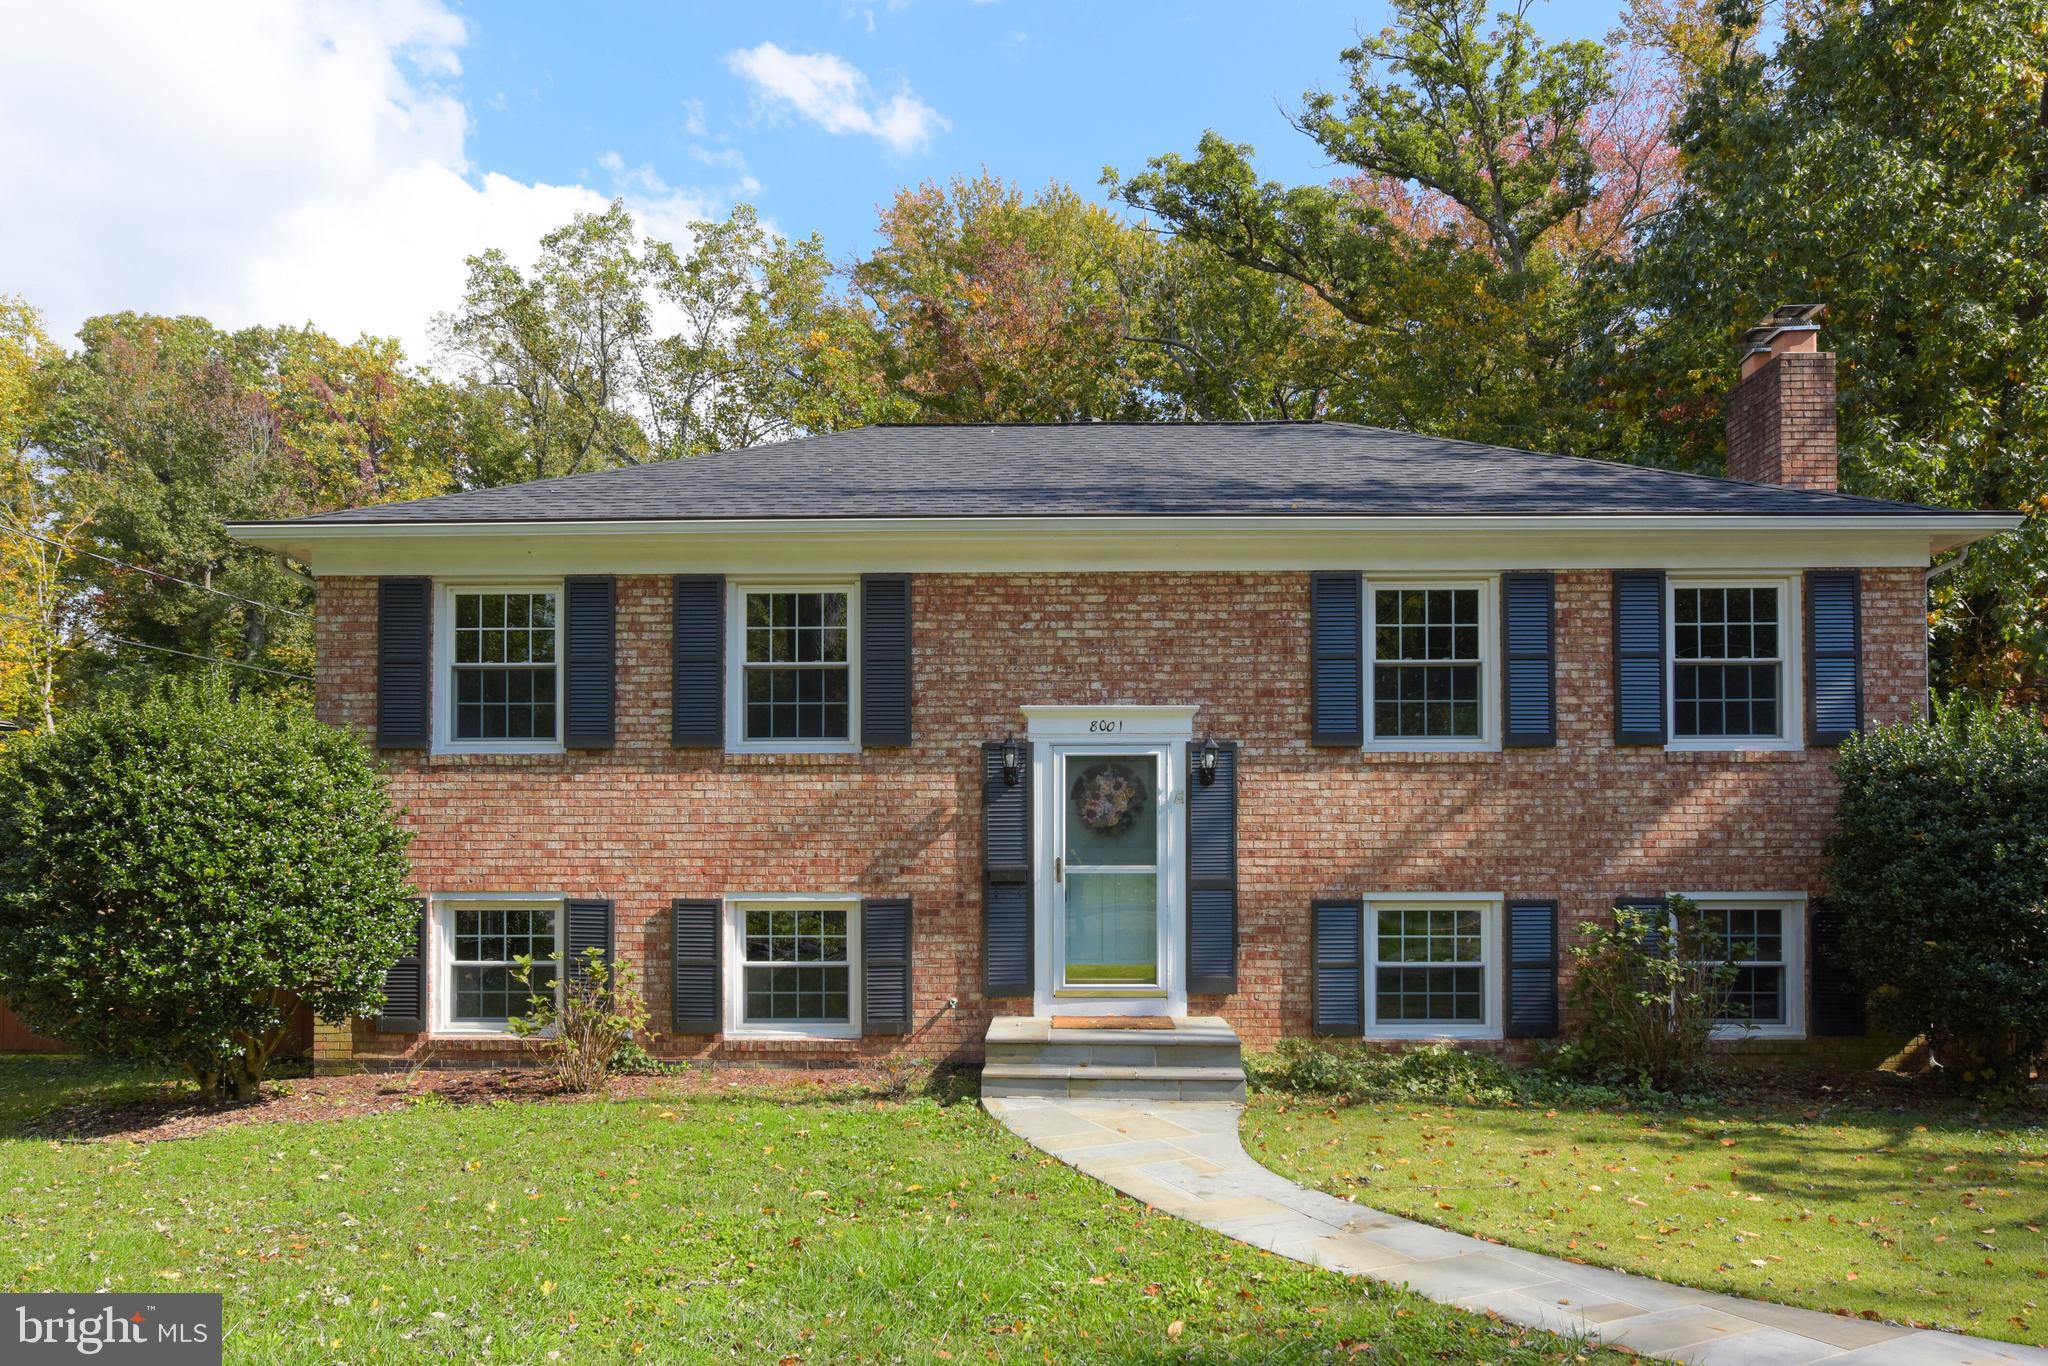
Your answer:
(1739, 302), (1826, 357)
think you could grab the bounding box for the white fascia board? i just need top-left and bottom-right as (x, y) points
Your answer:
(226, 512), (2021, 578)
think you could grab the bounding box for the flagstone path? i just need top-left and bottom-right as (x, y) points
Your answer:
(984, 1095), (2048, 1365)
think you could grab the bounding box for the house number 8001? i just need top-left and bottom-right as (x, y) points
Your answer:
(1087, 719), (1123, 733)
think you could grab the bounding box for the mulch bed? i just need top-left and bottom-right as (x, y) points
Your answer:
(23, 1065), (901, 1145)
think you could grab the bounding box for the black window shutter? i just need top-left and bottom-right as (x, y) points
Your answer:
(1612, 571), (1668, 746)
(1806, 570), (1862, 746)
(376, 897), (428, 1033)
(672, 575), (724, 747)
(1186, 742), (1238, 995)
(861, 574), (913, 748)
(565, 898), (614, 985)
(1504, 899), (1560, 1038)
(563, 576), (616, 749)
(376, 578), (432, 749)
(862, 897), (913, 1036)
(1616, 896), (1669, 957)
(1809, 901), (1867, 1036)
(981, 741), (1033, 996)
(1501, 573), (1557, 747)
(670, 898), (721, 1034)
(1310, 571), (1364, 746)
(1311, 899), (1364, 1037)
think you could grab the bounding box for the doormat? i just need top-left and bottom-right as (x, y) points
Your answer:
(1052, 1015), (1172, 1030)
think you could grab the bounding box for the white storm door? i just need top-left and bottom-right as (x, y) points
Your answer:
(1052, 745), (1169, 994)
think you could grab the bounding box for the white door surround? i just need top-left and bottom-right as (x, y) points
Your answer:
(1023, 706), (1196, 1018)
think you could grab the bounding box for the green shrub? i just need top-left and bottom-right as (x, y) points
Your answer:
(0, 678), (416, 1100)
(1830, 700), (2048, 1088)
(510, 948), (650, 1094)
(1556, 896), (1736, 1092)
(1247, 1040), (1515, 1104)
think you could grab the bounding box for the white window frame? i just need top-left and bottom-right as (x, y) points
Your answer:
(722, 894), (863, 1040)
(430, 892), (566, 1037)
(1363, 892), (1504, 1040)
(433, 580), (566, 756)
(725, 580), (862, 755)
(1362, 576), (1499, 752)
(1678, 891), (1807, 1040)
(1666, 575), (1802, 753)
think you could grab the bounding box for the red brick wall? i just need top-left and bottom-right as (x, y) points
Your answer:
(317, 567), (1926, 1063)
(1726, 352), (1839, 491)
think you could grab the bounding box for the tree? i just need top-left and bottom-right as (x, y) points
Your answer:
(0, 679), (417, 1099)
(1601, 0), (2048, 696)
(0, 297), (90, 732)
(853, 174), (1151, 423)
(1830, 701), (2048, 1088)
(438, 201), (896, 481)
(268, 328), (458, 509)
(1109, 0), (1679, 453)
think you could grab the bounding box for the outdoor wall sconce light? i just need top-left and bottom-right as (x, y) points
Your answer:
(1001, 735), (1023, 788)
(1197, 735), (1220, 786)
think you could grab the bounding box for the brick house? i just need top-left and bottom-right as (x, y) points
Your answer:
(231, 311), (2015, 1082)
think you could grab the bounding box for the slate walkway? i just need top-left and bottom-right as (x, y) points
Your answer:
(984, 1095), (2048, 1365)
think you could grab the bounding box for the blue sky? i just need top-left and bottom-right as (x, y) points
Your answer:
(460, 0), (1627, 259)
(0, 0), (1630, 360)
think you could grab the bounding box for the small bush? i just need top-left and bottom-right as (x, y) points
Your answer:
(1830, 700), (2048, 1088)
(0, 679), (416, 1101)
(1248, 1041), (1515, 1104)
(1556, 896), (1737, 1092)
(510, 948), (650, 1094)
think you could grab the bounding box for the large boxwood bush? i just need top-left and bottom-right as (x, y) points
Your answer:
(0, 679), (416, 1099)
(1829, 700), (2048, 1086)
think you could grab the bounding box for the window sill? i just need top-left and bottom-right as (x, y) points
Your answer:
(1664, 738), (1802, 755)
(1366, 1025), (1503, 1042)
(1712, 1024), (1804, 1041)
(429, 744), (567, 759)
(724, 1024), (860, 1042)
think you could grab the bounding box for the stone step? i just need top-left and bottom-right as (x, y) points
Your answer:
(983, 1040), (1243, 1069)
(981, 1063), (1247, 1102)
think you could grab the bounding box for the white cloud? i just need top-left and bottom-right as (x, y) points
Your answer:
(0, 0), (719, 362)
(725, 42), (946, 153)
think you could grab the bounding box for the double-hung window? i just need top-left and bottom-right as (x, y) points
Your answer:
(1684, 893), (1806, 1037)
(1363, 894), (1502, 1039)
(439, 585), (562, 751)
(433, 896), (563, 1035)
(1669, 579), (1798, 747)
(724, 896), (862, 1038)
(729, 584), (859, 751)
(1366, 581), (1494, 749)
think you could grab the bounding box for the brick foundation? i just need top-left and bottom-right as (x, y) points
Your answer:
(315, 568), (1927, 1065)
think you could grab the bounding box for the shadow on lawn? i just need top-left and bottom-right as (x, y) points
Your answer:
(1283, 1090), (2048, 1225)
(1, 1053), (989, 1144)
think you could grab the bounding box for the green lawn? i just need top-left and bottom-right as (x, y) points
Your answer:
(0, 1059), (1621, 1364)
(1245, 1091), (2048, 1346)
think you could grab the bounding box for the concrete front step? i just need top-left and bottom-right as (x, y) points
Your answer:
(982, 1016), (1246, 1100)
(982, 1063), (1248, 1102)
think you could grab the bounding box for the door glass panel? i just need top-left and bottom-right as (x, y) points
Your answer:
(1064, 873), (1157, 985)
(1062, 754), (1159, 987)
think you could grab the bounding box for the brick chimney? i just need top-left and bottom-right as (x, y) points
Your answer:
(1724, 303), (1836, 491)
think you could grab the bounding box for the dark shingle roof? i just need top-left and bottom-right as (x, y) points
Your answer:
(249, 422), (1973, 525)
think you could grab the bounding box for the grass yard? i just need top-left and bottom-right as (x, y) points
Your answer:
(1246, 1090), (2048, 1346)
(0, 1058), (1623, 1364)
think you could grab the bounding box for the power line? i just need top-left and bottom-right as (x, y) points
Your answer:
(101, 636), (313, 683)
(0, 610), (313, 684)
(0, 518), (312, 621)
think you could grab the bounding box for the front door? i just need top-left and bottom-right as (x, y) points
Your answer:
(1052, 744), (1171, 1006)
